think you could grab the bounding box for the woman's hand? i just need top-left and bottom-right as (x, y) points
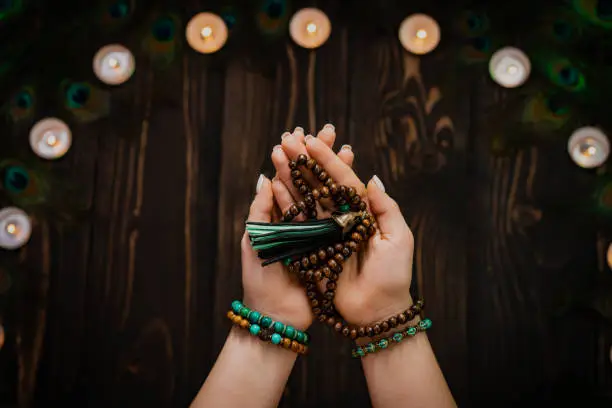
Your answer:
(241, 175), (313, 331)
(275, 129), (415, 327)
(241, 125), (355, 331)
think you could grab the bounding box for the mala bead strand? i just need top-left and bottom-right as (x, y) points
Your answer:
(282, 153), (425, 340)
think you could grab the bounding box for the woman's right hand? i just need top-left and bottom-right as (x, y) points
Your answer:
(275, 131), (416, 330)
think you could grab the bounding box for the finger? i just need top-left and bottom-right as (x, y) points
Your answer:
(291, 126), (305, 144)
(242, 174), (274, 263)
(366, 175), (408, 238)
(247, 174), (273, 222)
(305, 136), (366, 197)
(281, 133), (336, 212)
(271, 144), (303, 201)
(337, 144), (354, 167)
(282, 132), (321, 189)
(316, 123), (336, 148)
(272, 178), (306, 221)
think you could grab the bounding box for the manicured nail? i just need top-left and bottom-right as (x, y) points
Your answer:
(305, 134), (314, 142)
(341, 144), (352, 151)
(323, 123), (335, 133)
(372, 175), (385, 193)
(273, 144), (282, 151)
(294, 126), (304, 135)
(281, 132), (291, 140)
(256, 174), (266, 193)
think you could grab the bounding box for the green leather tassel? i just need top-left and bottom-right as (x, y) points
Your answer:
(246, 212), (364, 266)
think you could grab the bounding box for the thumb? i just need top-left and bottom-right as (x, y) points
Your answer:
(247, 174), (273, 222)
(242, 174), (273, 263)
(366, 175), (407, 238)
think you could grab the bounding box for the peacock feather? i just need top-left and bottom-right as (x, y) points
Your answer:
(455, 10), (490, 37)
(256, 0), (291, 37)
(0, 0), (23, 22)
(538, 56), (587, 92)
(60, 80), (110, 123)
(221, 5), (239, 32)
(571, 0), (612, 29)
(142, 14), (180, 68)
(99, 0), (134, 29)
(6, 85), (35, 123)
(520, 92), (572, 131)
(538, 9), (584, 43)
(0, 160), (49, 207)
(458, 35), (496, 64)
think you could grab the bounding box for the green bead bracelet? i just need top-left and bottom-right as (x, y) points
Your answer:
(351, 318), (432, 358)
(230, 300), (309, 345)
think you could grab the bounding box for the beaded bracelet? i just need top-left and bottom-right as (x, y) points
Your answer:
(351, 318), (432, 358)
(231, 300), (309, 345)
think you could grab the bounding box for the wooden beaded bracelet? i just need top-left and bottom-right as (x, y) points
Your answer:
(230, 300), (310, 345)
(351, 318), (433, 358)
(227, 311), (309, 355)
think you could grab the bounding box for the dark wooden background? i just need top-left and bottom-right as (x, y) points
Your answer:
(1, 30), (612, 407)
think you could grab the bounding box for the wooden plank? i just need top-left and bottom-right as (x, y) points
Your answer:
(348, 33), (470, 405)
(466, 80), (599, 404)
(211, 59), (277, 358)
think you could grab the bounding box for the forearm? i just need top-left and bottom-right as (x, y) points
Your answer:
(361, 331), (456, 408)
(191, 327), (297, 408)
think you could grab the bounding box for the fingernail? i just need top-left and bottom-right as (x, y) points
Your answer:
(323, 123), (335, 132)
(372, 175), (385, 193)
(341, 144), (352, 151)
(294, 126), (304, 135)
(305, 134), (314, 142)
(281, 132), (291, 140)
(273, 144), (282, 151)
(256, 174), (266, 193)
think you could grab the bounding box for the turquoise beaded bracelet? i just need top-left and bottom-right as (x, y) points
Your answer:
(351, 318), (432, 358)
(231, 300), (309, 345)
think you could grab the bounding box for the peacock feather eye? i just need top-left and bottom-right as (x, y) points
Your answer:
(543, 58), (586, 92)
(143, 14), (180, 67)
(108, 0), (130, 19)
(456, 10), (490, 37)
(521, 93), (571, 130)
(220, 6), (238, 30)
(8, 86), (35, 121)
(257, 0), (290, 37)
(3, 165), (30, 194)
(65, 82), (91, 109)
(152, 16), (175, 42)
(60, 80), (110, 123)
(572, 0), (612, 28)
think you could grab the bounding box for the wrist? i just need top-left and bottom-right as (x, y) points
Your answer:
(355, 314), (421, 346)
(227, 326), (299, 364)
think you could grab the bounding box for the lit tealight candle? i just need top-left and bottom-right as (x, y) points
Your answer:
(186, 13), (228, 54)
(289, 8), (331, 49)
(93, 44), (135, 85)
(489, 47), (531, 88)
(0, 207), (32, 250)
(398, 14), (440, 55)
(568, 127), (609, 168)
(29, 118), (72, 160)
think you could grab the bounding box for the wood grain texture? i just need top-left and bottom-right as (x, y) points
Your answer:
(2, 29), (609, 408)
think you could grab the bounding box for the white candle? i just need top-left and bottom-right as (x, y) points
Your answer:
(489, 47), (531, 88)
(93, 44), (135, 85)
(0, 207), (32, 250)
(186, 12), (228, 54)
(289, 8), (331, 49)
(567, 127), (609, 169)
(398, 14), (440, 55)
(29, 118), (72, 160)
